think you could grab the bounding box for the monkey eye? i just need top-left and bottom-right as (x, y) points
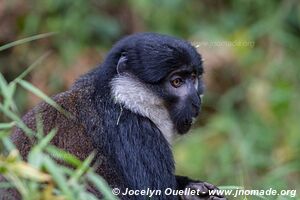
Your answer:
(171, 78), (183, 88)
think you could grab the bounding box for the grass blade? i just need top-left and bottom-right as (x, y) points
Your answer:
(0, 32), (58, 51)
(0, 122), (15, 130)
(87, 172), (117, 200)
(0, 103), (34, 137)
(46, 145), (82, 167)
(17, 80), (70, 117)
(12, 51), (51, 83)
(43, 156), (74, 199)
(70, 153), (95, 182)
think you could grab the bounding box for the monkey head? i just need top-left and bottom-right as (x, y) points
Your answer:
(109, 33), (204, 141)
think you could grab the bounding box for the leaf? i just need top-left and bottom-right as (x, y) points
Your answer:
(0, 103), (34, 137)
(87, 172), (118, 200)
(0, 32), (58, 51)
(17, 80), (71, 117)
(32, 128), (57, 152)
(43, 156), (74, 199)
(4, 173), (28, 197)
(0, 73), (17, 111)
(0, 73), (8, 96)
(28, 128), (57, 168)
(70, 152), (95, 182)
(0, 122), (15, 130)
(1, 135), (16, 151)
(11, 162), (51, 182)
(46, 146), (82, 167)
(1, 151), (51, 182)
(12, 51), (51, 83)
(41, 183), (65, 200)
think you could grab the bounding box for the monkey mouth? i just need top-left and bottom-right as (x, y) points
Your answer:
(177, 119), (193, 134)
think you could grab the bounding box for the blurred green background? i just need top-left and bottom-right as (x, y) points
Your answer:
(1, 0), (299, 198)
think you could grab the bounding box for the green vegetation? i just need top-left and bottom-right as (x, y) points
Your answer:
(0, 36), (117, 199)
(1, 0), (300, 199)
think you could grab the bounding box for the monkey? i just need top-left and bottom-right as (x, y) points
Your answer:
(2, 33), (226, 200)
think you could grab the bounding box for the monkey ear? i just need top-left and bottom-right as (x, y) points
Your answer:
(117, 52), (128, 74)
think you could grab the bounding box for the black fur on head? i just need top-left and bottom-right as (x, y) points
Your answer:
(102, 32), (203, 83)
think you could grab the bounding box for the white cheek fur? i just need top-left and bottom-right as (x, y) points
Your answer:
(110, 74), (176, 144)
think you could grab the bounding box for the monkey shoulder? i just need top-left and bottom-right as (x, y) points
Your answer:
(11, 84), (95, 161)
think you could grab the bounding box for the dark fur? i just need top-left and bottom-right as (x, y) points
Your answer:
(84, 71), (177, 199)
(2, 33), (219, 200)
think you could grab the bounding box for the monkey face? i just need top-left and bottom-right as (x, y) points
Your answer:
(161, 65), (204, 134)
